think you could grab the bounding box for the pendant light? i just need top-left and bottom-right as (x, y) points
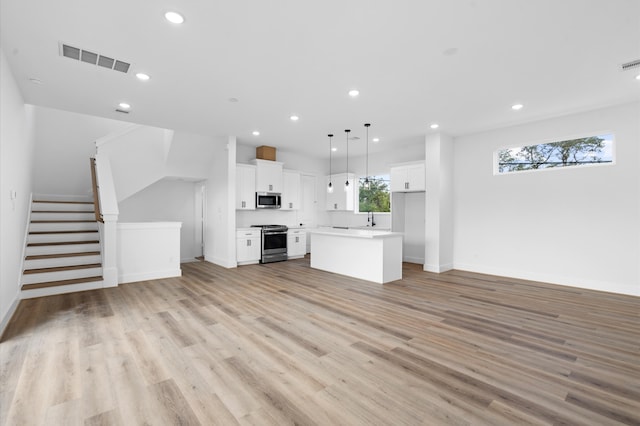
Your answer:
(344, 129), (351, 191)
(327, 134), (334, 193)
(364, 123), (371, 189)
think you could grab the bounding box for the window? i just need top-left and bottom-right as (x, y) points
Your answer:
(358, 175), (391, 213)
(496, 134), (614, 174)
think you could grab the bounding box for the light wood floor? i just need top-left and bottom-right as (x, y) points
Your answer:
(1, 258), (639, 425)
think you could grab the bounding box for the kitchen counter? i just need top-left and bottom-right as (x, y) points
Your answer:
(308, 228), (403, 283)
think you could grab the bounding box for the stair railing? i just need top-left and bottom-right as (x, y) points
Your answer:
(90, 158), (103, 223)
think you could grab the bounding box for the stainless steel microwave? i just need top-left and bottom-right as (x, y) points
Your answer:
(256, 192), (281, 209)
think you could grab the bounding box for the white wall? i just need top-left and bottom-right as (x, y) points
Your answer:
(0, 48), (36, 334)
(32, 106), (130, 197)
(117, 178), (200, 262)
(453, 102), (640, 296)
(205, 137), (236, 267)
(117, 222), (182, 283)
(166, 131), (218, 180)
(97, 126), (172, 202)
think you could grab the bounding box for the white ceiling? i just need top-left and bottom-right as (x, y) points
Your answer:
(1, 0), (639, 158)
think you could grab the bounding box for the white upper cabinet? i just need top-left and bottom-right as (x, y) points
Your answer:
(390, 162), (425, 192)
(251, 159), (283, 193)
(325, 173), (355, 211)
(281, 170), (301, 210)
(236, 164), (256, 210)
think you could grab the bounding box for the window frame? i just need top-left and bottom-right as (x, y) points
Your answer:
(355, 173), (392, 215)
(494, 131), (616, 176)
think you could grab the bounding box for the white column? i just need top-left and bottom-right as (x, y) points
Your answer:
(424, 133), (454, 272)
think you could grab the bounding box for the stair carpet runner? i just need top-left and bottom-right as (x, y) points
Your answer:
(22, 199), (103, 296)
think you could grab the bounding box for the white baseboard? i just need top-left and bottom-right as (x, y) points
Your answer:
(118, 269), (182, 284)
(205, 254), (237, 268)
(403, 256), (424, 264)
(453, 262), (640, 297)
(0, 296), (20, 339)
(423, 262), (454, 273)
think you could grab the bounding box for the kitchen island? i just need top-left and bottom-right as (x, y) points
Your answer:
(308, 228), (403, 284)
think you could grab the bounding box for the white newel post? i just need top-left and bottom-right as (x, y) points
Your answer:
(99, 217), (118, 287)
(94, 153), (120, 287)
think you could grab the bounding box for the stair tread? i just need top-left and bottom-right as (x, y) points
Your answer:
(32, 210), (95, 213)
(26, 251), (100, 260)
(24, 263), (102, 274)
(29, 230), (98, 234)
(31, 220), (96, 223)
(28, 240), (100, 247)
(22, 276), (103, 290)
(33, 200), (93, 204)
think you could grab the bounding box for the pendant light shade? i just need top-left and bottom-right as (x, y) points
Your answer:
(327, 134), (334, 193)
(364, 123), (371, 189)
(344, 129), (351, 191)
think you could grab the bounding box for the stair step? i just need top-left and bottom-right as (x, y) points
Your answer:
(22, 276), (103, 291)
(22, 266), (103, 284)
(32, 202), (96, 212)
(28, 240), (100, 247)
(29, 222), (98, 233)
(32, 210), (95, 213)
(32, 200), (93, 204)
(25, 253), (101, 270)
(31, 220), (96, 223)
(26, 251), (100, 260)
(26, 243), (100, 256)
(24, 263), (102, 275)
(28, 231), (99, 244)
(29, 230), (98, 235)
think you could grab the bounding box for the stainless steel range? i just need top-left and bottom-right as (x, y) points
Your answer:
(251, 225), (288, 263)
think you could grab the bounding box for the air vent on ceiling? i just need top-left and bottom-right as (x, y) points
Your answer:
(59, 42), (131, 73)
(620, 59), (640, 72)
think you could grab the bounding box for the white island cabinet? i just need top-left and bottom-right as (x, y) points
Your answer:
(308, 228), (403, 283)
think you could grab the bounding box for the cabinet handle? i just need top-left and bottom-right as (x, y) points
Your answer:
(247, 240), (251, 246)
(289, 202), (293, 208)
(334, 203), (337, 210)
(295, 236), (299, 243)
(242, 200), (246, 208)
(269, 184), (273, 191)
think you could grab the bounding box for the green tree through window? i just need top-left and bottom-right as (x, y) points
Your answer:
(359, 175), (390, 213)
(497, 134), (613, 174)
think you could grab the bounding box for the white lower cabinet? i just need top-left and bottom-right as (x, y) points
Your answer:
(236, 228), (261, 265)
(287, 229), (306, 259)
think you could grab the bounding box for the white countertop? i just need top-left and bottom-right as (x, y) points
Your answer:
(308, 227), (402, 239)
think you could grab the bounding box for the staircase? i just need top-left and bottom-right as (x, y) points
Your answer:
(21, 198), (104, 298)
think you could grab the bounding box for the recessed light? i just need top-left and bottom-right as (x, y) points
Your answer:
(331, 147), (337, 152)
(136, 73), (150, 81)
(118, 102), (131, 109)
(348, 89), (360, 97)
(372, 138), (380, 142)
(512, 103), (524, 110)
(165, 11), (185, 24)
(430, 123), (439, 129)
(29, 78), (43, 85)
(252, 131), (260, 136)
(290, 115), (299, 121)
(228, 97), (239, 103)
(636, 74), (640, 80)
